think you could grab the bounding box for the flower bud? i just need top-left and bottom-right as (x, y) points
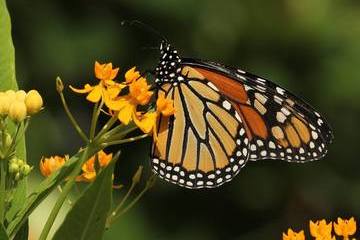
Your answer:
(0, 94), (10, 116)
(8, 100), (27, 122)
(9, 162), (19, 174)
(56, 77), (64, 93)
(4, 133), (12, 149)
(15, 90), (26, 101)
(22, 164), (32, 176)
(14, 172), (21, 181)
(25, 90), (43, 115)
(5, 90), (16, 101)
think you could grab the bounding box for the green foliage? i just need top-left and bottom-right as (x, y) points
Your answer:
(0, 224), (9, 240)
(0, 1), (27, 239)
(53, 158), (116, 240)
(7, 151), (88, 237)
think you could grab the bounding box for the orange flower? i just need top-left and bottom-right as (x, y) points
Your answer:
(106, 72), (154, 129)
(156, 93), (174, 116)
(282, 229), (305, 240)
(334, 217), (357, 240)
(94, 61), (119, 83)
(77, 150), (113, 182)
(40, 155), (68, 177)
(70, 61), (124, 103)
(125, 66), (140, 84)
(133, 112), (157, 134)
(310, 220), (335, 240)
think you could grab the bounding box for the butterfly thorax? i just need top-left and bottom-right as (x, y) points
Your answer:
(154, 42), (184, 86)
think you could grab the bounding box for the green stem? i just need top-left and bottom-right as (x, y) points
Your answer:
(89, 100), (103, 140)
(103, 134), (149, 147)
(59, 90), (89, 143)
(93, 114), (118, 142)
(38, 147), (91, 240)
(108, 183), (150, 226)
(106, 180), (137, 228)
(103, 124), (138, 142)
(4, 122), (21, 157)
(0, 159), (6, 223)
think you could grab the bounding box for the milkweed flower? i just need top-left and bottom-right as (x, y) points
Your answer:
(282, 228), (305, 240)
(106, 67), (154, 127)
(40, 155), (68, 177)
(76, 150), (112, 182)
(70, 61), (123, 103)
(25, 90), (43, 115)
(309, 220), (335, 240)
(156, 93), (175, 116)
(334, 217), (357, 240)
(8, 100), (27, 122)
(125, 66), (140, 84)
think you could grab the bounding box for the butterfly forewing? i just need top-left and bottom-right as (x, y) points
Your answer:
(182, 59), (333, 162)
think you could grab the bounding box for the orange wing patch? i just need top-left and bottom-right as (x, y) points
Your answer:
(193, 67), (248, 104)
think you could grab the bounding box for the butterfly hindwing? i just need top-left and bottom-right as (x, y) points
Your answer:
(151, 78), (249, 189)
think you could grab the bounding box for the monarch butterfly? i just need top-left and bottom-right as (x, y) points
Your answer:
(149, 40), (333, 189)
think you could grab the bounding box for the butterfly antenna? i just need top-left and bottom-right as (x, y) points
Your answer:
(121, 20), (168, 43)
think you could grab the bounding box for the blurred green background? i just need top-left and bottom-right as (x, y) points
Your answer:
(6, 0), (360, 239)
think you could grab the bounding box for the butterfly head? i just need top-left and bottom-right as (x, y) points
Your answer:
(155, 41), (183, 85)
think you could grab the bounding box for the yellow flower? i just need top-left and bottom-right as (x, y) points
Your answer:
(77, 150), (112, 182)
(94, 61), (119, 84)
(134, 112), (157, 134)
(282, 229), (305, 240)
(125, 66), (140, 84)
(107, 74), (153, 128)
(70, 61), (124, 103)
(334, 217), (357, 240)
(40, 155), (68, 177)
(25, 90), (43, 115)
(15, 90), (26, 101)
(156, 93), (175, 116)
(0, 93), (11, 116)
(8, 100), (27, 122)
(310, 220), (334, 240)
(128, 77), (153, 105)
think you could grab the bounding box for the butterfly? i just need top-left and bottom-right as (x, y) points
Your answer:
(150, 41), (333, 189)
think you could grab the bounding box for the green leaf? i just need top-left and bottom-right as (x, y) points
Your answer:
(7, 147), (99, 238)
(0, 223), (9, 240)
(0, 0), (17, 90)
(0, 0), (27, 237)
(13, 221), (27, 240)
(53, 155), (117, 240)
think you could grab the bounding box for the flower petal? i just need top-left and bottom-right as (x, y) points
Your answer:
(86, 85), (102, 102)
(117, 104), (136, 125)
(69, 84), (94, 94)
(134, 112), (157, 134)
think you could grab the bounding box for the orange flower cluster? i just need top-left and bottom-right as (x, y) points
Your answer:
(40, 150), (112, 182)
(70, 61), (174, 134)
(283, 218), (357, 240)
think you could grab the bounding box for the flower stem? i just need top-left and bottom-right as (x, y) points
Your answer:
(93, 112), (118, 142)
(0, 158), (6, 223)
(103, 134), (149, 147)
(103, 124), (138, 142)
(38, 147), (92, 240)
(89, 100), (103, 140)
(106, 167), (142, 228)
(107, 175), (155, 226)
(58, 85), (89, 143)
(0, 118), (7, 223)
